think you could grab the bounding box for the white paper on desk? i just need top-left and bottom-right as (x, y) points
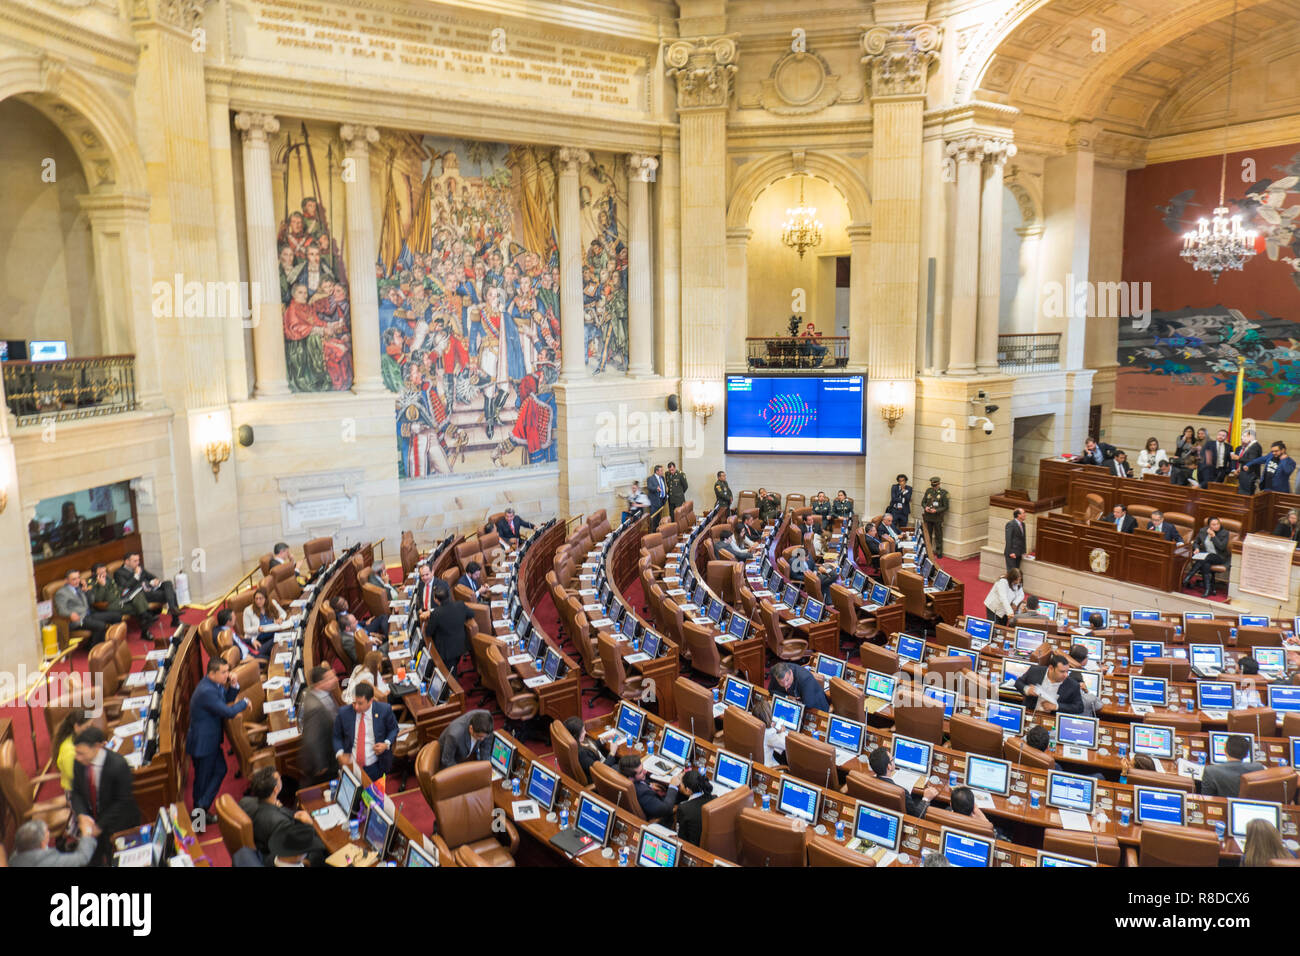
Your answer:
(787, 617), (810, 627)
(493, 619), (510, 628)
(663, 576), (681, 584)
(123, 670), (160, 688)
(590, 618), (613, 628)
(262, 676), (288, 691)
(512, 799), (541, 822)
(579, 574), (596, 581)
(665, 589), (687, 597)
(582, 562), (599, 570)
(1177, 758), (1204, 780)
(893, 769), (922, 793)
(770, 603), (790, 611)
(274, 652), (293, 664)
(583, 604), (603, 612)
(390, 615), (408, 628)
(712, 702), (726, 718)
(145, 649), (168, 662)
(678, 603), (698, 612)
(290, 599), (309, 608)
(122, 695), (152, 712)
(624, 652), (651, 664)
(1070, 626), (1092, 635)
(263, 698), (291, 713)
(753, 590), (773, 598)
(491, 600), (507, 608)
(507, 653), (532, 665)
(397, 723), (415, 739)
(489, 585), (506, 594)
(266, 727), (300, 745)
(690, 617), (714, 627)
(389, 599), (411, 608)
(123, 751), (143, 769)
(114, 719), (146, 738)
(972, 790), (996, 809)
(524, 676), (552, 688)
(388, 648), (411, 662)
(1057, 809), (1093, 832)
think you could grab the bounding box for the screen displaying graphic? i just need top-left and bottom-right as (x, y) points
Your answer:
(725, 375), (864, 454)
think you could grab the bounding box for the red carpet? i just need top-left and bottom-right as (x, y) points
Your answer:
(938, 555), (990, 620)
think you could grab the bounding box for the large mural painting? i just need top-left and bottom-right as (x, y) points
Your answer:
(1118, 143), (1300, 420)
(375, 136), (560, 478)
(272, 122), (354, 393)
(579, 152), (629, 375)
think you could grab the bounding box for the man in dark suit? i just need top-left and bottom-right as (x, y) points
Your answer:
(1079, 437), (1116, 466)
(887, 475), (912, 528)
(618, 755), (681, 822)
(1109, 504), (1137, 534)
(70, 726), (140, 864)
(1247, 442), (1296, 493)
(1147, 510), (1182, 543)
(1013, 654), (1086, 714)
(187, 656), (250, 822)
(1009, 595), (1054, 629)
(424, 580), (474, 677)
(437, 709), (493, 768)
(238, 767), (326, 867)
(1108, 450), (1133, 478)
(860, 522), (883, 561)
(1199, 428), (1231, 486)
(456, 560), (486, 600)
(867, 747), (938, 817)
(495, 507), (535, 547)
(334, 682), (399, 780)
(768, 661), (829, 711)
(1004, 507), (1026, 571)
(647, 465), (668, 515)
(1232, 429), (1264, 494)
(114, 551), (181, 626)
(300, 664), (340, 784)
(411, 562), (437, 631)
(1201, 734), (1264, 798)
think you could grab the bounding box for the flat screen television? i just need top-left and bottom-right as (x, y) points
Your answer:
(724, 374), (865, 455)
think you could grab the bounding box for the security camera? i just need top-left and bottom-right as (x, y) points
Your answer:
(967, 415), (995, 435)
(984, 404), (999, 415)
(977, 390), (987, 400)
(983, 419), (995, 436)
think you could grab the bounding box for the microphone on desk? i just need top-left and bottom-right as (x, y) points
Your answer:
(826, 767), (832, 790)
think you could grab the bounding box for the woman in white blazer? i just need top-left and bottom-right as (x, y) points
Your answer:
(983, 568), (1024, 625)
(242, 587), (286, 637)
(1137, 436), (1168, 476)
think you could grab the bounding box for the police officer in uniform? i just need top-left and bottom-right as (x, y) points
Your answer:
(713, 470), (733, 511)
(757, 487), (782, 522)
(921, 476), (949, 558)
(666, 462), (689, 511)
(811, 492), (832, 531)
(886, 474), (913, 529)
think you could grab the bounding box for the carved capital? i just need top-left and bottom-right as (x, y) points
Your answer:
(234, 111), (280, 146)
(133, 0), (206, 30)
(628, 153), (659, 183)
(982, 138), (1017, 169)
(945, 135), (986, 166)
(861, 22), (941, 98)
(340, 124), (380, 155)
(556, 147), (590, 175)
(665, 36), (739, 111)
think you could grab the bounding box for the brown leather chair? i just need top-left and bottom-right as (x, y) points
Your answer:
(675, 677), (722, 743)
(1235, 626), (1284, 649)
(303, 536), (335, 571)
(682, 621), (735, 681)
(486, 645), (540, 724)
(760, 601), (810, 662)
(414, 741), (442, 812)
(590, 761), (649, 820)
(1130, 620), (1178, 644)
(430, 762), (519, 866)
(935, 622), (970, 649)
(400, 532), (420, 578)
(860, 642), (900, 676)
(807, 833), (875, 866)
(843, 770), (908, 814)
(1227, 708), (1278, 738)
(893, 693), (945, 746)
(550, 719), (590, 785)
(879, 552), (903, 588)
(1141, 657), (1192, 682)
(948, 713), (1005, 759)
(224, 712), (277, 779)
(828, 677), (866, 722)
(736, 490), (757, 514)
(699, 778), (751, 860)
(924, 805), (995, 837)
(735, 807), (808, 866)
(597, 633), (651, 703)
(0, 740), (69, 832)
(1126, 820), (1220, 866)
(1082, 492), (1104, 524)
(722, 706), (767, 764)
(785, 732), (841, 791)
(706, 561), (736, 603)
(1285, 712), (1300, 739)
(215, 792), (255, 856)
(1003, 735), (1055, 770)
(1144, 712), (1202, 733)
(1043, 828), (1121, 866)
(1125, 767), (1196, 793)
(1238, 766), (1298, 804)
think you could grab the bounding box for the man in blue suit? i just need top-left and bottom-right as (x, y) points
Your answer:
(768, 661), (829, 712)
(647, 465), (667, 515)
(1247, 442), (1296, 492)
(333, 682), (399, 780)
(187, 656), (250, 823)
(1146, 510), (1181, 543)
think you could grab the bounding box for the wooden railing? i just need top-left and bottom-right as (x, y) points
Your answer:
(2, 353), (138, 425)
(746, 336), (849, 370)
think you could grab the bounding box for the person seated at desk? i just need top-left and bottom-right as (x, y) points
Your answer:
(769, 661), (829, 712)
(114, 550), (181, 626)
(1014, 653), (1086, 715)
(738, 515), (765, 550)
(269, 541), (308, 576)
(338, 612), (380, 669)
(9, 817), (98, 868)
(238, 767), (326, 868)
(70, 726), (141, 865)
(1067, 644), (1104, 715)
(617, 754), (682, 823)
(1119, 753), (1157, 779)
(86, 562), (143, 632)
(749, 696), (787, 766)
(983, 568), (1024, 626)
(1110, 504), (1137, 533)
(860, 521), (883, 561)
(333, 682), (399, 782)
(1183, 516), (1230, 597)
(948, 785), (1005, 837)
(878, 512), (904, 543)
(457, 560), (487, 601)
(867, 747), (938, 817)
(1201, 734), (1264, 798)
(1147, 510), (1181, 543)
(242, 589), (285, 648)
(367, 562), (399, 598)
(811, 491), (833, 530)
(343, 650), (390, 704)
(715, 529), (752, 562)
(221, 608), (272, 663)
(1022, 726), (1063, 770)
(757, 488), (782, 522)
(831, 490), (854, 520)
(438, 709), (494, 768)
(1243, 819), (1292, 866)
(563, 716), (614, 778)
(1155, 458), (1192, 486)
(1273, 509), (1300, 544)
(266, 821), (319, 868)
(1009, 595), (1053, 629)
(1079, 436), (1117, 466)
(674, 770), (714, 846)
(1108, 450), (1133, 478)
(53, 569), (121, 649)
(495, 507), (535, 547)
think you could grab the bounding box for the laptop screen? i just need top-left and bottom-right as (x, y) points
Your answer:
(965, 755), (1011, 796)
(940, 829), (992, 867)
(1129, 641), (1164, 664)
(1197, 681), (1236, 711)
(923, 685), (956, 719)
(1254, 646), (1285, 671)
(1015, 628), (1046, 654)
(1209, 731), (1255, 765)
(1056, 715), (1098, 748)
(1075, 636), (1105, 663)
(984, 701), (1024, 735)
(1130, 723), (1175, 759)
(722, 678), (753, 709)
(1268, 684), (1300, 713)
(770, 695), (805, 732)
(895, 633), (926, 663)
(636, 829), (680, 868)
(660, 726), (694, 767)
(575, 795), (615, 845)
(616, 703), (646, 740)
(713, 751), (751, 790)
(1129, 676), (1168, 705)
(526, 762), (559, 811)
(489, 732), (515, 777)
(864, 670), (896, 702)
(1130, 609), (1161, 621)
(854, 803), (902, 851)
(1228, 798), (1282, 838)
(815, 654), (845, 680)
(777, 778), (820, 824)
(1190, 644), (1224, 671)
(870, 583), (891, 606)
(947, 646), (979, 668)
(1047, 770), (1096, 813)
(964, 617), (994, 643)
(1079, 606), (1110, 628)
(891, 734), (932, 774)
(1135, 787), (1184, 825)
(826, 715), (865, 754)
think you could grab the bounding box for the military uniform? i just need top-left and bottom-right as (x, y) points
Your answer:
(811, 497), (831, 530)
(713, 479), (733, 510)
(921, 477), (949, 558)
(666, 469), (689, 510)
(758, 492), (782, 522)
(87, 579), (137, 623)
(831, 496), (854, 519)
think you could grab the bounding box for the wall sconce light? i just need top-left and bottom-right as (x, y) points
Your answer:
(200, 413), (231, 480)
(880, 381), (905, 433)
(688, 380), (720, 427)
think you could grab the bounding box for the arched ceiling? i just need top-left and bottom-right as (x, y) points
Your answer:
(967, 0), (1298, 144)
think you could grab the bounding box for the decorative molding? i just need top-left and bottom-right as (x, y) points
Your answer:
(276, 469), (366, 534)
(39, 54), (67, 96)
(627, 153), (658, 182)
(556, 147), (591, 175)
(339, 124), (379, 155)
(945, 135), (987, 166)
(861, 21), (941, 98)
(665, 35), (739, 111)
(233, 110), (279, 145)
(132, 0), (206, 31)
(757, 50), (844, 115)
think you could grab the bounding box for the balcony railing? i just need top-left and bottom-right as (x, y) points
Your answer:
(997, 333), (1061, 373)
(746, 336), (850, 371)
(3, 354), (138, 426)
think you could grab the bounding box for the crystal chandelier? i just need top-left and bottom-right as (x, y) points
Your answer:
(1180, 0), (1257, 283)
(782, 177), (823, 259)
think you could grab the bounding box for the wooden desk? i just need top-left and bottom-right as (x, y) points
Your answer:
(298, 770), (424, 864)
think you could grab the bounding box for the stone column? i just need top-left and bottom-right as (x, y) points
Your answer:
(207, 82), (251, 402)
(235, 111), (289, 397)
(725, 227), (750, 372)
(340, 124), (385, 395)
(1039, 122), (1096, 372)
(667, 35), (737, 479)
(1013, 225), (1044, 334)
(626, 153), (658, 377)
(557, 147), (590, 382)
(846, 223), (872, 369)
(946, 136), (985, 375)
(976, 139), (1015, 373)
